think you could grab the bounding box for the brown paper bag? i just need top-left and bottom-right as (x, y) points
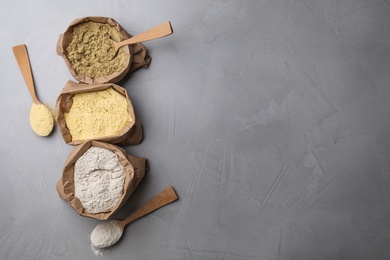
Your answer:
(56, 80), (142, 146)
(56, 16), (151, 84)
(56, 141), (149, 220)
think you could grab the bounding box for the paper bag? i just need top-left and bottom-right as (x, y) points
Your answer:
(56, 80), (142, 146)
(56, 16), (151, 84)
(56, 141), (149, 220)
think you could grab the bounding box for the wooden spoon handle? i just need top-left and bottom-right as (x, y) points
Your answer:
(119, 186), (178, 227)
(114, 21), (173, 51)
(12, 44), (40, 104)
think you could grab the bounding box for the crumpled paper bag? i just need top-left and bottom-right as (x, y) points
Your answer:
(56, 80), (143, 146)
(57, 16), (151, 84)
(56, 140), (149, 220)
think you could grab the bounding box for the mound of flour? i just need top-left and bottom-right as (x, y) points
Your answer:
(90, 220), (122, 248)
(74, 147), (125, 213)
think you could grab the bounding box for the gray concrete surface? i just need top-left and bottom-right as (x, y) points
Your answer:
(1, 0), (390, 259)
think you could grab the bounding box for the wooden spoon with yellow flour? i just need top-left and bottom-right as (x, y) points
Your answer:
(13, 44), (54, 136)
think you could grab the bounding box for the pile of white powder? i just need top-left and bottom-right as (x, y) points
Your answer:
(90, 220), (122, 248)
(74, 146), (125, 214)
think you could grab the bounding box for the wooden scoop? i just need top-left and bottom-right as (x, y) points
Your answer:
(12, 44), (54, 136)
(91, 186), (178, 248)
(112, 21), (173, 54)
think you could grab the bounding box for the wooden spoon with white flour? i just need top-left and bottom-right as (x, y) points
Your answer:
(12, 44), (54, 136)
(91, 186), (178, 248)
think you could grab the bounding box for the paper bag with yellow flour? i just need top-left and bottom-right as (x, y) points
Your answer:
(56, 80), (142, 146)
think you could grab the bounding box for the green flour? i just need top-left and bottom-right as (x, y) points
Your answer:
(66, 21), (127, 79)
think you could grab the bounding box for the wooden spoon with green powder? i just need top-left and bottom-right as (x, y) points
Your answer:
(112, 21), (173, 54)
(12, 44), (54, 136)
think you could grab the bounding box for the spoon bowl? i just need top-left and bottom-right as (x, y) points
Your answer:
(90, 220), (122, 248)
(91, 186), (178, 248)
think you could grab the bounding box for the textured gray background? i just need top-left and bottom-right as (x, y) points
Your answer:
(1, 0), (390, 259)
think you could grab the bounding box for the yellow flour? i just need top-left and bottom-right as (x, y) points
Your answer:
(64, 87), (132, 141)
(29, 103), (54, 136)
(66, 21), (127, 79)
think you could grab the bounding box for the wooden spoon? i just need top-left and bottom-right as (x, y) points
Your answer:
(90, 186), (178, 248)
(112, 21), (173, 54)
(12, 44), (54, 136)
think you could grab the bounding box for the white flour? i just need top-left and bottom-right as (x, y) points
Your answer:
(90, 243), (103, 256)
(74, 147), (125, 214)
(90, 220), (122, 248)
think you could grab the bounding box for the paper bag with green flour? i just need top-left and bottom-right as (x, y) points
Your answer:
(56, 141), (149, 220)
(56, 80), (143, 146)
(56, 16), (151, 84)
